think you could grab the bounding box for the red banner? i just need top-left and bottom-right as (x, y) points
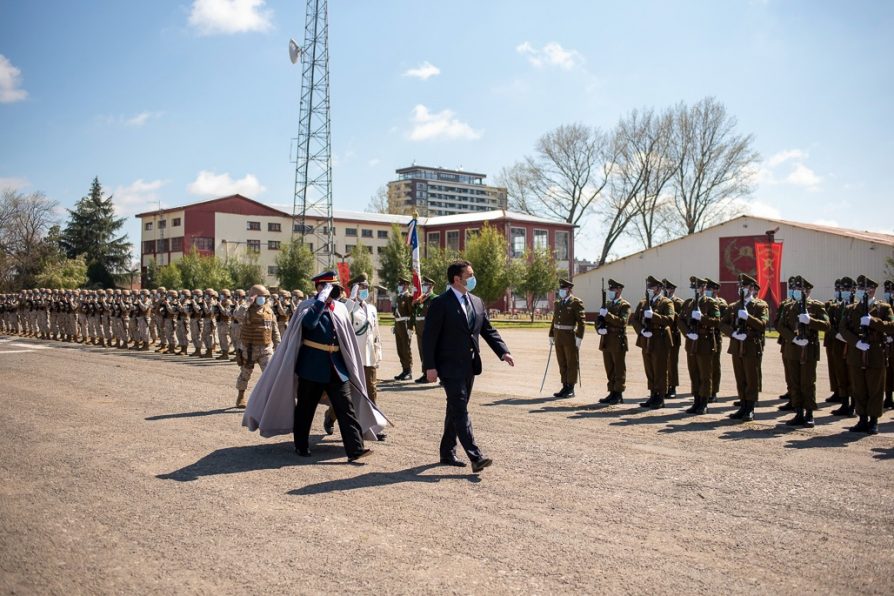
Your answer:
(754, 241), (783, 305)
(336, 262), (351, 289)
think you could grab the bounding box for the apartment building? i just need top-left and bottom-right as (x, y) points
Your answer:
(387, 165), (508, 216)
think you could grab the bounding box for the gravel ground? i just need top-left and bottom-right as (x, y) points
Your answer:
(1, 330), (892, 595)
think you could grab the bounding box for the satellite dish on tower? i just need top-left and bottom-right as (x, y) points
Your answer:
(289, 38), (302, 64)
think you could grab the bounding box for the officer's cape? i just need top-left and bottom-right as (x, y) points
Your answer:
(242, 299), (390, 439)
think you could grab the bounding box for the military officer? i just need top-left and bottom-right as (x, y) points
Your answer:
(883, 280), (894, 409)
(775, 277), (798, 412)
(175, 289), (191, 355)
(214, 289), (234, 360)
(548, 278), (586, 398)
(722, 273), (769, 422)
(777, 276), (830, 428)
(631, 276), (676, 409)
(839, 275), (894, 434)
(231, 288), (247, 354)
(411, 276), (437, 383)
(704, 278), (726, 403)
(828, 277), (856, 416)
(186, 289), (203, 356)
(154, 287), (169, 353)
(662, 279), (684, 398)
(823, 279), (844, 404)
(678, 277), (721, 415)
(200, 289), (217, 357)
(135, 289), (152, 350)
(596, 279), (630, 404)
(392, 277), (414, 380)
(234, 284), (281, 409)
(272, 289), (290, 337)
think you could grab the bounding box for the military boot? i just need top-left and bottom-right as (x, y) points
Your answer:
(564, 384), (575, 398)
(191, 347), (203, 357)
(831, 396), (854, 417)
(155, 344), (166, 353)
(694, 396), (708, 415)
(166, 346), (177, 354)
(849, 415), (870, 433)
(178, 345), (188, 355)
(778, 400), (794, 412)
(685, 395), (700, 414)
(667, 386), (676, 398)
(216, 352), (230, 361)
(803, 409), (815, 428)
(740, 401), (755, 422)
(554, 385), (569, 398)
(867, 416), (879, 435)
(729, 403), (747, 420)
(640, 391), (659, 408)
(884, 393), (894, 409)
(649, 394), (665, 410)
(825, 392), (843, 404)
(235, 390), (247, 409)
(140, 342), (150, 351)
(202, 347), (213, 358)
(785, 408), (806, 426)
(708, 393), (717, 404)
(778, 392), (790, 401)
(606, 392), (624, 405)
(598, 392), (614, 404)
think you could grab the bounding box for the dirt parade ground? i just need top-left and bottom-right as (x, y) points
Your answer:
(1, 327), (893, 595)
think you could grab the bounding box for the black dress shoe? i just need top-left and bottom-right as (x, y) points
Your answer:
(825, 393), (843, 403)
(295, 447), (311, 457)
(606, 392), (624, 405)
(348, 448), (372, 462)
(439, 456), (467, 467)
(471, 457), (493, 473)
(708, 394), (717, 403)
(667, 387), (676, 398)
(397, 371), (413, 381)
(323, 418), (335, 435)
(778, 393), (790, 401)
(414, 375), (428, 383)
(598, 393), (613, 404)
(376, 433), (387, 441)
(778, 401), (794, 411)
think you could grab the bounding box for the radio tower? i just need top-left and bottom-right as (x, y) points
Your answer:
(290, 0), (333, 269)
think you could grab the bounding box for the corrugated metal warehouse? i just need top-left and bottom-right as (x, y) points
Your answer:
(574, 215), (894, 316)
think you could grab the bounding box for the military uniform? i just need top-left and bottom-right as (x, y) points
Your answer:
(884, 280), (894, 409)
(838, 275), (894, 434)
(705, 278), (726, 402)
(596, 279), (630, 404)
(411, 276), (436, 383)
(200, 289), (218, 357)
(631, 276), (676, 409)
(231, 289), (247, 354)
(392, 277), (414, 380)
(721, 274), (769, 422)
(826, 278), (856, 416)
(214, 289), (234, 360)
(663, 279), (684, 397)
(153, 287), (168, 352)
(234, 285), (281, 408)
(678, 277), (721, 414)
(775, 278), (797, 411)
(777, 276), (830, 427)
(549, 279), (586, 398)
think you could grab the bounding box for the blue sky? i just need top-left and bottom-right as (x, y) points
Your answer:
(1, 0), (892, 263)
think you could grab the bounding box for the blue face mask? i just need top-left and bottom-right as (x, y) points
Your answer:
(606, 290), (616, 301)
(465, 276), (477, 292)
(558, 289), (567, 299)
(358, 289), (369, 301)
(792, 290), (803, 301)
(885, 292), (892, 303)
(255, 296), (266, 306)
(840, 290), (852, 302)
(647, 289), (656, 300)
(855, 290), (866, 302)
(788, 289), (795, 300)
(704, 290), (714, 298)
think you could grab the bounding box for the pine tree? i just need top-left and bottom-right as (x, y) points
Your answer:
(275, 240), (315, 292)
(60, 177), (131, 288)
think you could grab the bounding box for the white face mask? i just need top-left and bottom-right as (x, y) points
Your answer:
(396, 285), (404, 294)
(421, 285), (431, 294)
(358, 289), (370, 301)
(606, 290), (616, 301)
(558, 289), (568, 299)
(647, 288), (656, 300)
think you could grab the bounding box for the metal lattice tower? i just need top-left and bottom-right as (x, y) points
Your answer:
(291, 0), (333, 269)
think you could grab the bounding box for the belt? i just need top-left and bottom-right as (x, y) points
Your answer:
(302, 339), (340, 353)
(554, 324), (575, 330)
(394, 316), (410, 322)
(415, 316), (425, 321)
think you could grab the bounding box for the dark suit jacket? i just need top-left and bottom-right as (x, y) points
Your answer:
(422, 289), (509, 380)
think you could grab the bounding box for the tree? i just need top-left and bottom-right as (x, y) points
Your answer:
(377, 223), (410, 291)
(500, 123), (615, 230)
(155, 264), (183, 290)
(276, 239), (315, 291)
(35, 255), (88, 288)
(668, 97), (759, 235)
(350, 238), (374, 281)
(515, 249), (561, 321)
(60, 177), (131, 287)
(227, 255), (263, 290)
(463, 222), (511, 304)
(177, 248), (233, 289)
(422, 246), (460, 292)
(0, 188), (59, 290)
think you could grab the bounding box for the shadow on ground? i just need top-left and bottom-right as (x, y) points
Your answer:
(146, 407), (242, 421)
(288, 463), (481, 496)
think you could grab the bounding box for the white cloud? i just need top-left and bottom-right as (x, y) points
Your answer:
(0, 176), (30, 191)
(785, 162), (822, 189)
(516, 41), (583, 70)
(124, 111), (163, 127)
(403, 61), (440, 80)
(766, 149), (807, 168)
(0, 55), (28, 103)
(188, 0), (273, 35)
(187, 170), (266, 197)
(407, 105), (482, 141)
(757, 148), (822, 191)
(732, 197), (782, 219)
(112, 179), (169, 217)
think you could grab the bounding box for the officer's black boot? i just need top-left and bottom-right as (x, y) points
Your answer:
(831, 396), (852, 416)
(564, 384), (576, 398)
(667, 386), (676, 398)
(729, 402), (747, 419)
(825, 392), (843, 404)
(708, 393), (717, 404)
(785, 408), (806, 426)
(554, 385), (568, 398)
(778, 392), (790, 401)
(867, 416), (879, 435)
(598, 391), (614, 404)
(607, 391), (624, 405)
(685, 395), (700, 414)
(694, 395), (708, 415)
(649, 393), (665, 410)
(778, 400), (794, 412)
(803, 409), (815, 428)
(640, 393), (657, 408)
(741, 400), (755, 422)
(849, 415), (870, 433)
(884, 393), (894, 409)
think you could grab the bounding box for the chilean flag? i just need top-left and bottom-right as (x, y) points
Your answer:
(407, 217), (422, 299)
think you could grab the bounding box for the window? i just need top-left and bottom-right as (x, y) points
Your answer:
(143, 240), (155, 253)
(172, 218), (181, 227)
(268, 222), (281, 232)
(345, 227), (358, 237)
(268, 240), (281, 250)
(364, 245), (373, 254)
(171, 237), (183, 252)
(510, 227), (526, 258)
(246, 239), (261, 253)
(144, 222), (153, 231)
(293, 223), (313, 234)
(377, 246), (385, 254)
(555, 231), (569, 260)
(361, 228), (373, 238)
(192, 237), (214, 251)
(446, 230), (460, 251)
(427, 231), (440, 247)
(465, 228), (480, 243)
(158, 220), (167, 229)
(267, 265), (279, 275)
(247, 221), (261, 231)
(156, 238), (170, 252)
(377, 230), (388, 239)
(534, 229), (548, 251)
(346, 244), (355, 253)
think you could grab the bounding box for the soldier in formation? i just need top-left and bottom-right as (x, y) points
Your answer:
(411, 276), (436, 384)
(662, 279), (683, 398)
(548, 278), (586, 398)
(596, 279), (630, 404)
(392, 277), (414, 380)
(722, 274), (769, 422)
(631, 276), (676, 409)
(678, 277), (721, 415)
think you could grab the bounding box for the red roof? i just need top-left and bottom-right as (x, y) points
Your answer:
(134, 194), (291, 219)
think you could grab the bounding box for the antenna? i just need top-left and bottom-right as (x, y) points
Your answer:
(288, 39), (301, 64)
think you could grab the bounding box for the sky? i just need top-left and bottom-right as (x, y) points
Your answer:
(1, 0), (892, 264)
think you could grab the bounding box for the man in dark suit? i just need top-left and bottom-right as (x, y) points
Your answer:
(423, 260), (514, 473)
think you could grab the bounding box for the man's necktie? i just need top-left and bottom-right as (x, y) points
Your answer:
(462, 294), (475, 329)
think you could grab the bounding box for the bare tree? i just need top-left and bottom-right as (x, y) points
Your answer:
(0, 188), (59, 289)
(668, 97), (759, 235)
(365, 185), (389, 213)
(501, 123), (615, 230)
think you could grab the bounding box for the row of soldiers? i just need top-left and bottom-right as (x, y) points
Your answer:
(0, 287), (306, 360)
(548, 273), (894, 434)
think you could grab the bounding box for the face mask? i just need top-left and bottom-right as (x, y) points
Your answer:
(422, 285), (431, 294)
(855, 290), (866, 302)
(704, 290), (714, 298)
(396, 285), (404, 294)
(788, 289), (794, 300)
(358, 289), (369, 301)
(792, 290), (803, 302)
(465, 276), (477, 292)
(647, 289), (656, 300)
(558, 289), (567, 299)
(255, 296), (266, 306)
(840, 290), (852, 302)
(606, 290), (616, 301)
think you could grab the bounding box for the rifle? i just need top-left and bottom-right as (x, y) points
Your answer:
(796, 291), (808, 364)
(736, 287), (747, 356)
(597, 278), (607, 332)
(643, 288), (652, 353)
(858, 292), (870, 370)
(687, 281), (700, 355)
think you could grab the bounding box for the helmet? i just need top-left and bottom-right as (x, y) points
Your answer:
(249, 284), (270, 298)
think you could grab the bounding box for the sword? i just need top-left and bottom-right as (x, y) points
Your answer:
(539, 342), (553, 394)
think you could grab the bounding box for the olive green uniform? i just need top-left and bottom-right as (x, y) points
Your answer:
(549, 295), (586, 387)
(393, 292), (414, 374)
(825, 298), (853, 406)
(712, 295), (728, 397)
(631, 294), (676, 398)
(666, 294), (684, 393)
(721, 296), (769, 404)
(678, 295), (721, 402)
(774, 297), (795, 400)
(597, 298), (631, 393)
(777, 298), (830, 411)
(411, 292), (434, 376)
(839, 300), (894, 419)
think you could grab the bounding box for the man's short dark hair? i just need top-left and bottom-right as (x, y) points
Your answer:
(447, 259), (472, 285)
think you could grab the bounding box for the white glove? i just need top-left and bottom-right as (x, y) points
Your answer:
(836, 332), (845, 342)
(686, 332), (699, 341)
(856, 340), (870, 352)
(886, 335), (893, 344)
(737, 309), (748, 321)
(793, 338), (809, 347)
(732, 331), (747, 341)
(317, 283), (333, 302)
(350, 284), (359, 300)
(598, 308), (608, 317)
(641, 330), (653, 338)
(549, 336), (554, 346)
(597, 328), (608, 336)
(798, 313), (810, 325)
(643, 309), (653, 319)
(860, 315), (871, 326)
(691, 310), (702, 321)
(575, 337), (582, 348)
